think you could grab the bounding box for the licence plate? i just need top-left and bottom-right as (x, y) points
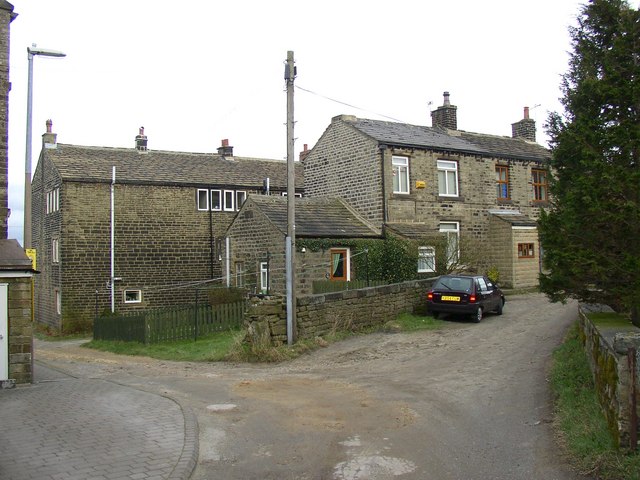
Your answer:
(441, 295), (460, 302)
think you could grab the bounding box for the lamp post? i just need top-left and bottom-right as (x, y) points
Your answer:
(24, 44), (65, 249)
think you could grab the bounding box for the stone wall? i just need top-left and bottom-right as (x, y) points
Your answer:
(7, 278), (33, 385)
(0, 4), (12, 239)
(244, 278), (434, 346)
(578, 304), (640, 449)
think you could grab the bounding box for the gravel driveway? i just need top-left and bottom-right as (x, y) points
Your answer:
(36, 293), (589, 480)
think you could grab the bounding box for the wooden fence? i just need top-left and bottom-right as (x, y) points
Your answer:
(93, 301), (247, 344)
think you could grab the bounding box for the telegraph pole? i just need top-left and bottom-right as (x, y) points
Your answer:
(284, 51), (296, 345)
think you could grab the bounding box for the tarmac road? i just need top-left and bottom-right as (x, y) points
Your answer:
(30, 293), (589, 480)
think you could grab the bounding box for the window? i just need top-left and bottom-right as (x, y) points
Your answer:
(439, 222), (460, 266)
(437, 160), (458, 196)
(496, 166), (509, 200)
(418, 246), (436, 273)
(46, 188), (59, 214)
(211, 190), (222, 211)
(260, 261), (269, 293)
(224, 190), (235, 211)
(518, 243), (535, 258)
(197, 189), (209, 211)
(236, 191), (247, 210)
(532, 169), (548, 202)
(52, 238), (59, 264)
(281, 192), (303, 198)
(55, 289), (61, 315)
(235, 262), (245, 287)
(123, 289), (142, 303)
(329, 248), (350, 281)
(392, 156), (410, 194)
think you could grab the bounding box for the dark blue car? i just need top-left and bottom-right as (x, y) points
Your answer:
(426, 274), (505, 322)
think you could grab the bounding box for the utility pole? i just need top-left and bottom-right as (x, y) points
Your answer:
(284, 50), (296, 345)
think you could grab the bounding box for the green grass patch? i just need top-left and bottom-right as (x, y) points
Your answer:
(83, 330), (241, 362)
(586, 312), (636, 329)
(551, 323), (640, 479)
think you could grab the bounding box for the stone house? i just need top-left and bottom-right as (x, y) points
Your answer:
(31, 124), (303, 331)
(224, 195), (381, 295)
(302, 92), (551, 288)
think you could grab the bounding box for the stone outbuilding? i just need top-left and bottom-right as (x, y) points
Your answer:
(0, 239), (36, 386)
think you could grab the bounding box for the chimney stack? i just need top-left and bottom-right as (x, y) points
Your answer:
(217, 138), (233, 157)
(511, 107), (536, 142)
(299, 143), (310, 162)
(42, 119), (57, 149)
(431, 91), (458, 130)
(135, 126), (148, 152)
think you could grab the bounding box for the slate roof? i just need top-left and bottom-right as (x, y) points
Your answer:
(43, 144), (304, 189)
(245, 195), (381, 238)
(347, 117), (550, 162)
(0, 239), (35, 271)
(490, 211), (538, 227)
(385, 223), (436, 239)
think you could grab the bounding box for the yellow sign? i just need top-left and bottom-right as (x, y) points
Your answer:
(415, 180), (426, 189)
(26, 248), (37, 270)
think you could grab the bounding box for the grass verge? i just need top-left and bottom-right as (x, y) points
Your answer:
(550, 322), (640, 480)
(82, 312), (447, 363)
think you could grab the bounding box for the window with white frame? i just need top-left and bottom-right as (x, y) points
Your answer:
(223, 190), (235, 211)
(46, 188), (60, 214)
(281, 192), (303, 198)
(236, 191), (247, 210)
(392, 156), (410, 194)
(52, 238), (59, 264)
(417, 246), (436, 273)
(260, 261), (268, 293)
(235, 261), (245, 287)
(211, 190), (222, 211)
(437, 160), (459, 197)
(123, 289), (142, 304)
(439, 222), (460, 266)
(197, 189), (209, 211)
(55, 289), (61, 315)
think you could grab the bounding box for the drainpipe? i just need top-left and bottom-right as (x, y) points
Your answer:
(379, 144), (388, 223)
(110, 166), (115, 313)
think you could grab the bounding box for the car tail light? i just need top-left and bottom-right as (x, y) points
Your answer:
(469, 295), (477, 303)
(427, 292), (434, 300)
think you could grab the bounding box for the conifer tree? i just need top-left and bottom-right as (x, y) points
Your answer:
(538, 0), (640, 325)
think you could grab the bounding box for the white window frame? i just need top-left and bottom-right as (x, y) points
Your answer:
(52, 238), (59, 264)
(260, 261), (268, 293)
(417, 246), (436, 273)
(392, 156), (410, 194)
(211, 190), (222, 211)
(197, 189), (209, 211)
(235, 261), (245, 287)
(223, 190), (235, 211)
(55, 289), (61, 315)
(281, 192), (303, 198)
(439, 221), (460, 266)
(46, 188), (60, 214)
(437, 160), (459, 197)
(123, 289), (142, 304)
(236, 191), (247, 210)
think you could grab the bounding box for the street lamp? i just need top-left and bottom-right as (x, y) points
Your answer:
(24, 44), (66, 250)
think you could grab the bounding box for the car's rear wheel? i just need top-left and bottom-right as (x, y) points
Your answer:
(472, 307), (483, 323)
(496, 300), (504, 315)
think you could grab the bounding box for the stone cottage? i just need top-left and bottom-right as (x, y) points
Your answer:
(224, 195), (381, 295)
(302, 92), (551, 288)
(31, 124), (303, 331)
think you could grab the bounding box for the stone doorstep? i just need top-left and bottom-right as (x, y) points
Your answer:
(1, 379), (16, 389)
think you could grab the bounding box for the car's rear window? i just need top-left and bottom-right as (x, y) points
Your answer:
(434, 277), (473, 292)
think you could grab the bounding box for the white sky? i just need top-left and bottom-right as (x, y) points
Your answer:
(7, 0), (586, 242)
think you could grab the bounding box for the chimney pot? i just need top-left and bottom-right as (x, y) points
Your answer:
(218, 139), (233, 157)
(443, 91), (450, 106)
(135, 126), (148, 152)
(431, 91), (457, 130)
(512, 107), (536, 142)
(42, 119), (57, 149)
(46, 119), (53, 133)
(524, 106), (530, 119)
(222, 139), (229, 147)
